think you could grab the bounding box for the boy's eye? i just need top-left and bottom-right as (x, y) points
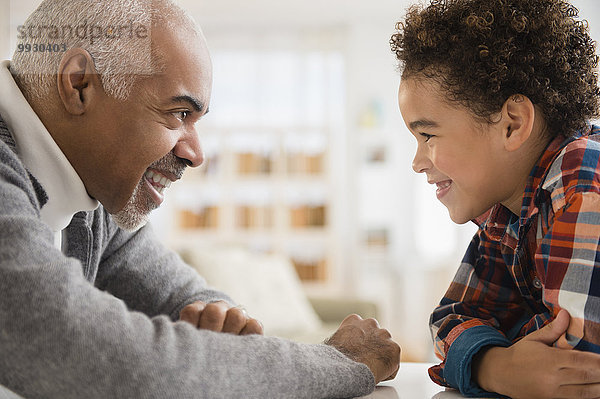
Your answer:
(420, 132), (434, 142)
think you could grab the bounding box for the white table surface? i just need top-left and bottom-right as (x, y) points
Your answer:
(358, 362), (467, 399)
(0, 362), (470, 399)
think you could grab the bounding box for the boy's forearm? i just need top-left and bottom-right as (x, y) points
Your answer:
(430, 322), (512, 396)
(467, 311), (600, 399)
(471, 345), (506, 394)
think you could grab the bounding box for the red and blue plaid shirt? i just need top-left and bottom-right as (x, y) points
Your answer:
(429, 124), (600, 397)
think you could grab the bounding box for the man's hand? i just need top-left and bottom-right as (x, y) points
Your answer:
(473, 310), (600, 398)
(324, 314), (401, 384)
(179, 300), (264, 336)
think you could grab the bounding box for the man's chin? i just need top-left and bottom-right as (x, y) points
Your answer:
(110, 209), (150, 231)
(108, 177), (160, 231)
(110, 194), (156, 231)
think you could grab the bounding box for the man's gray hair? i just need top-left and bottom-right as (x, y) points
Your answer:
(11, 0), (197, 103)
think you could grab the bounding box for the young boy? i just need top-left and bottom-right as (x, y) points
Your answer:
(392, 0), (600, 397)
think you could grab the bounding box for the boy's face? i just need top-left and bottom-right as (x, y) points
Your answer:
(398, 77), (516, 224)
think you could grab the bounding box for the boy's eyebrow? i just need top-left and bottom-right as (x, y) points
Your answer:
(170, 95), (206, 113)
(409, 119), (439, 130)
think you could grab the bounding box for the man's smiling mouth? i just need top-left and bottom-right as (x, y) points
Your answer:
(144, 169), (173, 195)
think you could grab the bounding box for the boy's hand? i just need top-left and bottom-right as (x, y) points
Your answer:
(179, 300), (264, 335)
(324, 314), (401, 384)
(473, 310), (600, 398)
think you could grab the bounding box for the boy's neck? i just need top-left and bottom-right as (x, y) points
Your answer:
(500, 117), (551, 216)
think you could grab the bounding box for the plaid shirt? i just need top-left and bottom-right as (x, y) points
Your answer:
(429, 124), (600, 397)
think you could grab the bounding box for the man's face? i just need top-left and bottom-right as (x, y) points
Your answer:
(80, 26), (212, 229)
(398, 77), (514, 224)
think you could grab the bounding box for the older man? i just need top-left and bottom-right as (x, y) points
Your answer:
(0, 0), (400, 398)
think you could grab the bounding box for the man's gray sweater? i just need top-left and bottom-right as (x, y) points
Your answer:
(0, 116), (374, 399)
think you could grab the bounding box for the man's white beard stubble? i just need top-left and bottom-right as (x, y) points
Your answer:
(111, 152), (187, 231)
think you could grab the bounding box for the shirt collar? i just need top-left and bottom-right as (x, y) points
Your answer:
(472, 125), (595, 247)
(0, 60), (98, 231)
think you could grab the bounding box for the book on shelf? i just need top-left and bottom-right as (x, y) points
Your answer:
(236, 205), (274, 229)
(290, 205), (326, 227)
(292, 257), (327, 281)
(178, 207), (219, 229)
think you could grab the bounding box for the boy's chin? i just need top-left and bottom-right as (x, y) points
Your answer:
(447, 209), (472, 225)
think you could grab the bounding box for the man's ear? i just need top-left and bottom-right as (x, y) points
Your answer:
(501, 94), (536, 152)
(57, 48), (101, 115)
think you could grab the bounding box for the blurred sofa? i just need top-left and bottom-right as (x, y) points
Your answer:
(179, 245), (378, 343)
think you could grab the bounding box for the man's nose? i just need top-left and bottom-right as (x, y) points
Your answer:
(173, 127), (204, 168)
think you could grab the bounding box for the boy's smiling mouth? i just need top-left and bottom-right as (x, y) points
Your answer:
(433, 179), (452, 199)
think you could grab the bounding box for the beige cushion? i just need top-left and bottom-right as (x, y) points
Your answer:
(182, 246), (322, 337)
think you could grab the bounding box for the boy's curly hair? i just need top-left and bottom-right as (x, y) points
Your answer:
(390, 0), (600, 138)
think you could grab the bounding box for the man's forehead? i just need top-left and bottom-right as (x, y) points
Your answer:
(152, 37), (211, 94)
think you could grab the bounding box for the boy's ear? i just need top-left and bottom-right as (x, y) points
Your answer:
(501, 94), (536, 152)
(56, 48), (102, 116)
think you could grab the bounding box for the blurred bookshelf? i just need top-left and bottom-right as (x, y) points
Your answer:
(148, 47), (350, 295)
(165, 126), (340, 293)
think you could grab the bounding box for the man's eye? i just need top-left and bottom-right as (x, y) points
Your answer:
(420, 133), (434, 142)
(173, 111), (189, 122)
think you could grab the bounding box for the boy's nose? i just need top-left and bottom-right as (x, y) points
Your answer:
(412, 147), (432, 173)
